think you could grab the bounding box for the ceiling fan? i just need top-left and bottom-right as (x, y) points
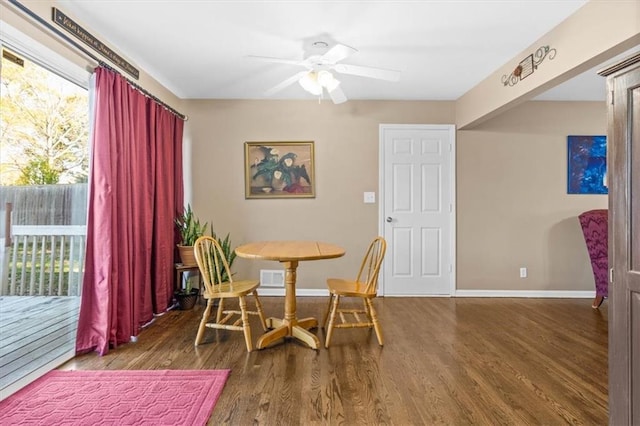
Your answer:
(248, 42), (401, 104)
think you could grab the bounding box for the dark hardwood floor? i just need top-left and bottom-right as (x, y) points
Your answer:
(62, 297), (608, 425)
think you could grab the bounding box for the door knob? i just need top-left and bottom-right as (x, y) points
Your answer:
(386, 217), (393, 223)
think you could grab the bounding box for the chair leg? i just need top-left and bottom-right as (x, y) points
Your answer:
(366, 298), (384, 346)
(592, 295), (605, 309)
(325, 294), (340, 348)
(216, 298), (225, 323)
(253, 290), (267, 331)
(195, 299), (213, 346)
(363, 298), (373, 327)
(239, 296), (253, 352)
(322, 294), (334, 329)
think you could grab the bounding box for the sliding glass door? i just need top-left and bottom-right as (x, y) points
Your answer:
(0, 27), (90, 399)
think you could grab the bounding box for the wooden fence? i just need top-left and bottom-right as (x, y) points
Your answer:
(0, 185), (88, 296)
(0, 184), (88, 237)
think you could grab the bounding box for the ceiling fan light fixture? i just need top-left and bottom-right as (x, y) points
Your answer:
(317, 70), (334, 87)
(299, 71), (322, 95)
(254, 42), (401, 104)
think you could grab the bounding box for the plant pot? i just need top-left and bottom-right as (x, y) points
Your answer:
(177, 244), (197, 266)
(175, 288), (199, 310)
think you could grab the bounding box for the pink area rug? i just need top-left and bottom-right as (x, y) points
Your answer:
(0, 369), (230, 425)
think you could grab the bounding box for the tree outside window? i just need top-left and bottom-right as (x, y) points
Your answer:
(0, 51), (89, 185)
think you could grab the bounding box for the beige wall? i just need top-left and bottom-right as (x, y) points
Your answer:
(185, 99), (607, 293)
(184, 100), (455, 289)
(457, 101), (607, 291)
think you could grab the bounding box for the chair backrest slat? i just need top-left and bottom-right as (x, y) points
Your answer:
(194, 236), (233, 295)
(355, 237), (386, 294)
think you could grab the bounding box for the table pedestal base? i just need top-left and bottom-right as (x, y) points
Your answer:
(257, 317), (319, 349)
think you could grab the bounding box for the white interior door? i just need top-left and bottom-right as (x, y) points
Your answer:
(379, 124), (455, 296)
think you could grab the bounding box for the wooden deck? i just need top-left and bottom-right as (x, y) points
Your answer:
(0, 296), (80, 399)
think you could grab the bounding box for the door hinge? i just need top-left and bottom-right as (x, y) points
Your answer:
(609, 268), (614, 283)
(610, 90), (614, 105)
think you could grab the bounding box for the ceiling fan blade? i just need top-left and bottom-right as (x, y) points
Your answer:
(264, 71), (309, 96)
(321, 43), (357, 64)
(334, 63), (401, 82)
(328, 84), (347, 105)
(246, 55), (306, 67)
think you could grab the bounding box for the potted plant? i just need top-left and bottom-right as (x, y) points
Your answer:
(177, 226), (236, 310)
(209, 225), (236, 283)
(174, 204), (207, 310)
(175, 204), (207, 266)
(175, 280), (199, 310)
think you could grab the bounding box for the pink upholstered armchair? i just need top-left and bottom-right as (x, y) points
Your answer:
(578, 209), (608, 308)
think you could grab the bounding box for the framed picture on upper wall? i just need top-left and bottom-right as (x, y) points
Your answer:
(244, 141), (315, 199)
(567, 135), (608, 194)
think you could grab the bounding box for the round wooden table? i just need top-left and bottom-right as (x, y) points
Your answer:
(235, 240), (345, 349)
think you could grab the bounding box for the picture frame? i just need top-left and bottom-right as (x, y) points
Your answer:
(244, 141), (315, 199)
(567, 135), (607, 194)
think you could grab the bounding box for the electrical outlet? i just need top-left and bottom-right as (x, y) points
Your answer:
(519, 267), (527, 278)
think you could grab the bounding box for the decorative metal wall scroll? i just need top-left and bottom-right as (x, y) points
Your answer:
(502, 45), (556, 87)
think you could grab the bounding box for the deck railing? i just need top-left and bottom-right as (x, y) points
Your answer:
(0, 225), (86, 296)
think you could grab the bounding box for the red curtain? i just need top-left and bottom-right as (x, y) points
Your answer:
(76, 67), (184, 355)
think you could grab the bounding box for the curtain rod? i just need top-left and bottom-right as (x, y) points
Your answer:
(7, 0), (187, 121)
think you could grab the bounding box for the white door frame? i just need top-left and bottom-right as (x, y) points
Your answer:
(377, 124), (457, 296)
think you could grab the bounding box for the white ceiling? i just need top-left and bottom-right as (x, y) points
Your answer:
(55, 0), (634, 102)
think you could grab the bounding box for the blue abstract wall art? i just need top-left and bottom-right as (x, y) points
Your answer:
(567, 135), (607, 194)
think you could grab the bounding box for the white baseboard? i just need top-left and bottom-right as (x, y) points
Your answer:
(454, 290), (595, 298)
(259, 288), (596, 298)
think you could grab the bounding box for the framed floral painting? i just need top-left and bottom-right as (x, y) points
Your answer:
(244, 141), (315, 199)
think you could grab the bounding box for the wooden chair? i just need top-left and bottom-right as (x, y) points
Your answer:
(322, 237), (387, 348)
(193, 236), (267, 351)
